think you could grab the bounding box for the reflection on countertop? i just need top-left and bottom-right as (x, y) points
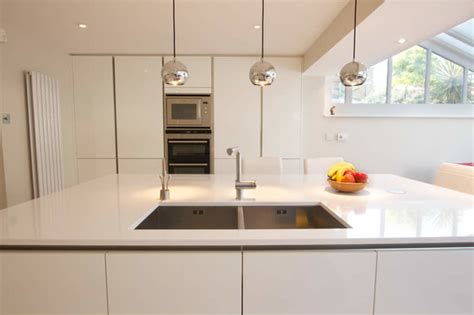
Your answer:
(0, 174), (473, 248)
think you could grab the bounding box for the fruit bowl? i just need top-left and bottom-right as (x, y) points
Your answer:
(327, 179), (366, 193)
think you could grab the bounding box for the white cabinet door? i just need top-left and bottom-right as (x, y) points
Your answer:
(106, 251), (241, 315)
(77, 158), (116, 183)
(115, 56), (164, 159)
(214, 57), (261, 159)
(0, 251), (107, 315)
(118, 158), (163, 174)
(164, 56), (212, 94)
(244, 250), (376, 315)
(262, 57), (302, 158)
(73, 56), (115, 158)
(375, 249), (474, 315)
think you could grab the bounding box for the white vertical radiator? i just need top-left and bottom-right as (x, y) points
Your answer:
(26, 71), (64, 197)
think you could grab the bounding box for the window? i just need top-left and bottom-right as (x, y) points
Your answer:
(391, 46), (427, 104)
(466, 70), (473, 104)
(331, 76), (345, 103)
(430, 53), (464, 104)
(331, 18), (473, 108)
(352, 60), (388, 104)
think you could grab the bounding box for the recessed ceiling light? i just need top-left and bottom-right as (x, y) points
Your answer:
(397, 38), (406, 44)
(253, 25), (261, 29)
(77, 23), (87, 29)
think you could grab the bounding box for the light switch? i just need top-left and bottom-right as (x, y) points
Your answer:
(324, 133), (335, 142)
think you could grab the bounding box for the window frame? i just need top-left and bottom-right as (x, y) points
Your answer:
(327, 45), (474, 118)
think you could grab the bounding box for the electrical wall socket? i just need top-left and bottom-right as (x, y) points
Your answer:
(337, 133), (348, 142)
(324, 133), (335, 142)
(2, 113), (11, 124)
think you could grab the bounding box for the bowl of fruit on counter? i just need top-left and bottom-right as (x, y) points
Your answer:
(327, 162), (368, 193)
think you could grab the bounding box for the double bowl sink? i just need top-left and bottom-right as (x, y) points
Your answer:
(135, 205), (349, 230)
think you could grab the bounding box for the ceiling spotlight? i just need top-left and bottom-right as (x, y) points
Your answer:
(77, 23), (87, 29)
(398, 38), (407, 44)
(253, 25), (261, 29)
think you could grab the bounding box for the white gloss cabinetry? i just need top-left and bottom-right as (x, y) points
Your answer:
(115, 56), (164, 160)
(374, 249), (474, 315)
(0, 251), (108, 315)
(263, 57), (302, 159)
(243, 250), (377, 315)
(77, 158), (116, 183)
(164, 56), (212, 94)
(105, 251), (241, 315)
(118, 158), (163, 174)
(214, 57), (261, 159)
(73, 56), (116, 183)
(73, 56), (115, 159)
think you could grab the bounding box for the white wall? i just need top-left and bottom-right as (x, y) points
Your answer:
(2, 1), (78, 205)
(301, 76), (474, 183)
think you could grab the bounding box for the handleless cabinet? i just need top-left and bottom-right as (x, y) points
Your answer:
(73, 56), (116, 159)
(374, 249), (474, 314)
(243, 250), (377, 315)
(164, 56), (212, 94)
(106, 251), (241, 314)
(262, 57), (302, 159)
(0, 251), (108, 314)
(115, 56), (164, 160)
(214, 57), (261, 160)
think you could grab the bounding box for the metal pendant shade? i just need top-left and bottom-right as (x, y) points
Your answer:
(249, 0), (276, 86)
(339, 0), (367, 87)
(162, 0), (189, 86)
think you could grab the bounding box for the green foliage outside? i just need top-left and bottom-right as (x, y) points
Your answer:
(430, 53), (463, 104)
(391, 46), (426, 104)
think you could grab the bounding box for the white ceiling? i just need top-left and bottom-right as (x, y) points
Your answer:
(3, 0), (349, 56)
(304, 0), (474, 75)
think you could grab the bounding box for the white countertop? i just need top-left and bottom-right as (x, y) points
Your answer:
(0, 174), (473, 248)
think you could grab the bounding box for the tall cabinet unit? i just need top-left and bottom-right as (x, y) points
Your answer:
(114, 56), (164, 174)
(263, 57), (302, 174)
(213, 57), (261, 173)
(163, 56), (212, 94)
(72, 56), (116, 183)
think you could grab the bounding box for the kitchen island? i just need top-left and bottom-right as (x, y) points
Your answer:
(1, 174), (473, 314)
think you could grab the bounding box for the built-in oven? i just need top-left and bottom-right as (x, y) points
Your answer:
(165, 95), (212, 128)
(165, 130), (212, 174)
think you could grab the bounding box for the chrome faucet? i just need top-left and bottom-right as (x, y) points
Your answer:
(227, 146), (257, 200)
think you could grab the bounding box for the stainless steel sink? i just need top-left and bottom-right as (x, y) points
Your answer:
(135, 206), (239, 230)
(134, 204), (348, 230)
(242, 205), (349, 229)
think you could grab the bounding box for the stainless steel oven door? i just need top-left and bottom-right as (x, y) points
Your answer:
(166, 98), (202, 127)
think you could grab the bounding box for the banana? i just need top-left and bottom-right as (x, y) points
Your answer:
(327, 162), (356, 178)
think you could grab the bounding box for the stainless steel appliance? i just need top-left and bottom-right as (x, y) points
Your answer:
(165, 95), (212, 128)
(164, 94), (213, 174)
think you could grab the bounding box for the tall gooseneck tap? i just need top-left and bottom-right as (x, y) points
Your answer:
(227, 147), (257, 200)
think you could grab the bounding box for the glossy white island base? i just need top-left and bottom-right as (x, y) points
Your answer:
(1, 174), (473, 315)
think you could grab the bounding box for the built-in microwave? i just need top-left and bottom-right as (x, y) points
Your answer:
(165, 95), (212, 128)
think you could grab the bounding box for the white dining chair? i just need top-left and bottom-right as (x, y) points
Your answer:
(434, 163), (474, 195)
(242, 157), (282, 175)
(303, 157), (344, 175)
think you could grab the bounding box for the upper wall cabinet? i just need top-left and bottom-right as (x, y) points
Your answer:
(263, 57), (302, 159)
(164, 56), (212, 94)
(73, 56), (116, 158)
(114, 56), (164, 159)
(214, 57), (261, 159)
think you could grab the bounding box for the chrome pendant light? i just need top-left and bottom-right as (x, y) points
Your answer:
(339, 0), (367, 87)
(162, 0), (189, 86)
(249, 0), (276, 86)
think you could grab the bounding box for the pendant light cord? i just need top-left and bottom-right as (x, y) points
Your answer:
(352, 0), (357, 61)
(173, 0), (176, 60)
(261, 0), (265, 61)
